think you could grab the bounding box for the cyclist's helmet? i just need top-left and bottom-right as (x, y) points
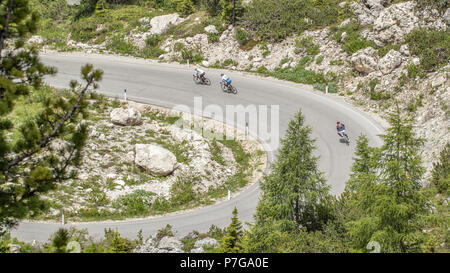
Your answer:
(337, 121), (340, 124)
(221, 73), (224, 76)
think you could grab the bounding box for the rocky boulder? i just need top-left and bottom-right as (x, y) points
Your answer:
(361, 0), (385, 17)
(8, 244), (21, 253)
(135, 236), (183, 253)
(351, 47), (379, 74)
(370, 1), (419, 46)
(110, 107), (142, 126)
(378, 49), (402, 75)
(204, 25), (218, 34)
(190, 238), (219, 253)
(350, 1), (377, 25)
(157, 237), (184, 253)
(149, 13), (185, 35)
(134, 144), (177, 176)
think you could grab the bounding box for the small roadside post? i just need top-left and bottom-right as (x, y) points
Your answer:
(124, 89), (127, 101)
(245, 121), (249, 139)
(61, 209), (65, 226)
(187, 57), (190, 68)
(228, 186), (231, 200)
(326, 82), (329, 94)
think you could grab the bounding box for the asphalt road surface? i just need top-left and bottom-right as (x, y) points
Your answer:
(10, 53), (385, 242)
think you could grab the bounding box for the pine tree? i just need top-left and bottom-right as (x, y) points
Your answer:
(203, 0), (221, 16)
(51, 228), (69, 253)
(255, 110), (333, 232)
(106, 229), (132, 253)
(0, 0), (103, 234)
(347, 106), (428, 252)
(430, 143), (449, 195)
(221, 207), (243, 253)
(175, 0), (195, 16)
(219, 0), (243, 25)
(345, 135), (380, 215)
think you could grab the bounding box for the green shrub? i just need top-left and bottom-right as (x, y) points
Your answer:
(259, 42), (271, 57)
(280, 57), (292, 66)
(244, 0), (341, 42)
(431, 143), (450, 195)
(145, 34), (163, 47)
(315, 55), (324, 64)
(70, 17), (102, 42)
(184, 47), (204, 63)
(332, 22), (375, 55)
(141, 34), (165, 59)
(174, 42), (185, 52)
(30, 0), (71, 21)
(405, 28), (450, 72)
(51, 228), (70, 253)
(174, 0), (195, 16)
(369, 78), (380, 92)
(406, 63), (420, 78)
(220, 0), (244, 24)
(156, 224), (174, 241)
(295, 36), (320, 56)
(105, 35), (138, 55)
(330, 59), (344, 66)
(378, 44), (401, 57)
(235, 27), (251, 46)
(407, 102), (417, 112)
(256, 65), (269, 74)
(370, 91), (391, 101)
(114, 190), (155, 216)
(104, 229), (133, 253)
(169, 175), (199, 206)
(141, 46), (164, 59)
(210, 140), (226, 165)
(240, 39), (258, 51)
(342, 38), (375, 55)
(203, 0), (223, 16)
(208, 32), (220, 43)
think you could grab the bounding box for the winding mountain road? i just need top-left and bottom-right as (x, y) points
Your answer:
(10, 53), (385, 242)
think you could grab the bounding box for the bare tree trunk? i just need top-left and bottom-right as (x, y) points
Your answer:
(232, 0), (236, 26)
(0, 0), (14, 57)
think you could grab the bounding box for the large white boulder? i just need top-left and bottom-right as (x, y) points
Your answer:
(204, 25), (218, 34)
(190, 237), (219, 253)
(378, 49), (402, 75)
(135, 144), (177, 176)
(110, 107), (142, 126)
(134, 236), (183, 253)
(157, 237), (184, 253)
(350, 1), (377, 25)
(351, 47), (379, 74)
(370, 1), (419, 46)
(149, 13), (185, 35)
(361, 0), (385, 16)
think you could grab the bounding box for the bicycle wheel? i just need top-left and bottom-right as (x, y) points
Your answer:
(231, 85), (237, 94)
(204, 78), (211, 86)
(220, 82), (227, 92)
(345, 134), (350, 144)
(193, 75), (200, 84)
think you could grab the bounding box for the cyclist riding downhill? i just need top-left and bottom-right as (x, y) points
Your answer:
(195, 67), (206, 83)
(221, 73), (232, 91)
(336, 121), (350, 143)
(193, 67), (211, 85)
